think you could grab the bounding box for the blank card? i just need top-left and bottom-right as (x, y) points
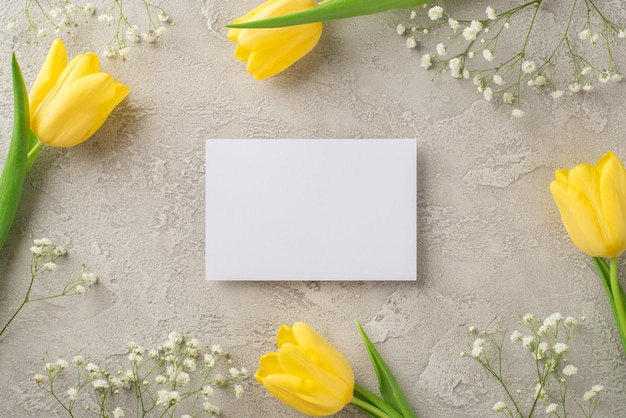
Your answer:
(205, 139), (417, 281)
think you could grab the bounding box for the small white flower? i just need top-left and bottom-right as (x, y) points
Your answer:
(142, 32), (156, 43)
(612, 73), (623, 81)
(503, 92), (514, 104)
(510, 330), (522, 342)
(619, 30), (626, 39)
(155, 26), (167, 37)
(410, 10), (417, 19)
(75, 285), (85, 295)
(176, 372), (190, 387)
(406, 37), (417, 49)
(234, 384), (244, 399)
(103, 47), (116, 58)
(534, 75), (546, 86)
(449, 57), (462, 78)
(86, 363), (100, 373)
(436, 43), (447, 56)
(448, 18), (460, 31)
(486, 7), (497, 20)
(49, 8), (62, 19)
(396, 24), (406, 35)
(599, 71), (611, 83)
(65, 4), (78, 15)
(535, 383), (545, 398)
(538, 342), (548, 354)
(565, 316), (577, 326)
(203, 402), (221, 414)
(511, 108), (524, 118)
(583, 390), (597, 401)
(563, 365), (578, 376)
(34, 374), (46, 383)
(157, 11), (169, 22)
(483, 87), (493, 101)
(492, 401), (507, 411)
(98, 13), (114, 25)
(204, 354), (216, 367)
(462, 26), (478, 42)
(92, 379), (109, 390)
(84, 4), (95, 16)
(468, 51), (475, 59)
(30, 246), (43, 255)
(428, 6), (444, 21)
(155, 375), (167, 384)
(522, 60), (536, 74)
(592, 385), (604, 392)
(538, 325), (549, 335)
(546, 403), (558, 414)
(72, 356), (84, 365)
(522, 335), (534, 348)
(583, 82), (594, 91)
(522, 314), (535, 323)
(581, 66), (592, 76)
(112, 407), (125, 418)
(214, 374), (225, 385)
(203, 385), (215, 397)
(471, 338), (485, 357)
(493, 74), (504, 85)
(590, 33), (599, 45)
(55, 358), (68, 369)
(504, 22), (510, 29)
(67, 387), (78, 400)
(45, 262), (57, 271)
(578, 29), (590, 40)
(118, 47), (131, 58)
(553, 342), (568, 354)
(482, 49), (494, 62)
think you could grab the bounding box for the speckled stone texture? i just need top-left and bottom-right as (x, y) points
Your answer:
(1, 0), (626, 417)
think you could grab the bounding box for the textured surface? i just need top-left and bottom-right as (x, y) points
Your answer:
(1, 0), (626, 417)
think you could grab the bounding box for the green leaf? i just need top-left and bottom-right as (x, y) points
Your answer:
(227, 0), (429, 28)
(593, 257), (626, 354)
(356, 320), (417, 418)
(352, 383), (404, 418)
(0, 53), (30, 250)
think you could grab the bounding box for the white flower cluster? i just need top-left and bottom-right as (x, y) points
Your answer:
(6, 1), (172, 60)
(396, 2), (625, 117)
(35, 332), (247, 416)
(463, 313), (604, 417)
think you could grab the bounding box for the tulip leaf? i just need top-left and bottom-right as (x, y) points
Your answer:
(227, 0), (429, 28)
(0, 54), (30, 250)
(356, 320), (417, 418)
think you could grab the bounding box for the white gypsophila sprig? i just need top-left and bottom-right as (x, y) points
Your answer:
(6, 1), (173, 60)
(1, 238), (96, 338)
(463, 313), (599, 417)
(35, 332), (247, 416)
(396, 1), (625, 117)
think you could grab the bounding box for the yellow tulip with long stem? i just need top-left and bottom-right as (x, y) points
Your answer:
(0, 39), (129, 249)
(228, 0), (429, 79)
(257, 321), (417, 417)
(550, 151), (626, 354)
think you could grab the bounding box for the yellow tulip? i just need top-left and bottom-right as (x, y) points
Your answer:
(29, 38), (130, 148)
(550, 151), (626, 258)
(228, 0), (323, 80)
(255, 322), (354, 416)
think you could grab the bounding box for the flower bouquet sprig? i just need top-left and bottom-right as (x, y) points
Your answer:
(463, 313), (603, 417)
(255, 321), (417, 417)
(7, 1), (173, 59)
(550, 152), (626, 355)
(0, 237), (97, 338)
(35, 332), (247, 417)
(397, 1), (625, 117)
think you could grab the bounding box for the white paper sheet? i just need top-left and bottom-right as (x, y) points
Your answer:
(205, 139), (417, 281)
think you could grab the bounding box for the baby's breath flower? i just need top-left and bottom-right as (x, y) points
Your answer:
(553, 342), (568, 354)
(396, 24), (406, 35)
(482, 49), (494, 62)
(522, 60), (536, 74)
(421, 54), (432, 69)
(563, 364), (578, 376)
(492, 401), (507, 411)
(583, 390), (597, 401)
(546, 403), (558, 414)
(34, 374), (46, 383)
(471, 338), (485, 357)
(428, 6), (443, 21)
(486, 7), (497, 20)
(406, 37), (417, 49)
(112, 407), (125, 418)
(436, 43), (446, 56)
(67, 387), (78, 400)
(592, 385), (604, 393)
(448, 18), (460, 31)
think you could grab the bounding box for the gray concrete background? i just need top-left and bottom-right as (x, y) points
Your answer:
(1, 0), (626, 416)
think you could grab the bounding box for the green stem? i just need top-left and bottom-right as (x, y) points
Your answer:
(352, 383), (404, 418)
(592, 257), (626, 350)
(26, 131), (43, 174)
(610, 256), (626, 354)
(350, 396), (396, 418)
(0, 260), (37, 337)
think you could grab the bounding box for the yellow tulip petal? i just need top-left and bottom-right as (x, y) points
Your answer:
(277, 343), (352, 397)
(551, 180), (608, 256)
(598, 152), (626, 255)
(32, 73), (129, 147)
(261, 374), (349, 416)
(290, 322), (354, 386)
(29, 38), (68, 116)
(255, 353), (283, 382)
